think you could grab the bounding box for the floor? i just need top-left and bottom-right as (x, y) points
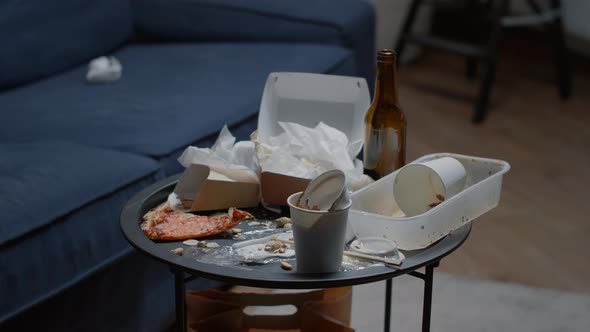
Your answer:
(351, 273), (590, 332)
(399, 35), (590, 292)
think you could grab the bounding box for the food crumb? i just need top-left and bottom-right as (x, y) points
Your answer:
(436, 194), (445, 202)
(248, 221), (261, 226)
(182, 239), (199, 246)
(206, 242), (220, 248)
(231, 228), (242, 235)
(280, 261), (293, 270)
(275, 217), (291, 228)
(264, 240), (287, 253)
(170, 248), (184, 255)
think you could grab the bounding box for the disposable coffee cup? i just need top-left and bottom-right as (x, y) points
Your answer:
(393, 157), (466, 217)
(287, 192), (351, 274)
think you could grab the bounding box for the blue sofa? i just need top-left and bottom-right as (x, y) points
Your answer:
(0, 0), (375, 330)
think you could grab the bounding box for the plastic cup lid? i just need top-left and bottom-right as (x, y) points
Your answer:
(350, 237), (398, 256)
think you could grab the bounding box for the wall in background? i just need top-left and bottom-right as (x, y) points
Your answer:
(564, 1), (590, 39)
(370, 0), (408, 50)
(513, 0), (590, 41)
(515, 0), (590, 54)
(369, 0), (432, 62)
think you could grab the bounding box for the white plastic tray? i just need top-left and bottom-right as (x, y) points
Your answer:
(257, 72), (370, 144)
(349, 153), (511, 250)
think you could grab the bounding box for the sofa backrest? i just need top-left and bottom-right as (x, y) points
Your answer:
(0, 0), (133, 89)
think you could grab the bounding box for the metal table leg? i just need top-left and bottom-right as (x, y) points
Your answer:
(421, 264), (435, 332)
(174, 270), (187, 332)
(549, 0), (571, 99)
(384, 278), (393, 332)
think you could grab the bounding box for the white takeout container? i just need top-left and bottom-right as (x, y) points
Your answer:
(257, 72), (370, 206)
(349, 153), (510, 250)
(174, 164), (259, 211)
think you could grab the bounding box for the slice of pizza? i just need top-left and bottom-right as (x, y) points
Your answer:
(141, 202), (254, 241)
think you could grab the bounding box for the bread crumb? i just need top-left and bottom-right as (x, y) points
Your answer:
(170, 248), (184, 255)
(182, 239), (199, 246)
(275, 217), (291, 228)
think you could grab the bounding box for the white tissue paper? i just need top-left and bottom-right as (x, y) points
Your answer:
(178, 126), (260, 184)
(86, 56), (122, 83)
(167, 192), (189, 212)
(254, 121), (373, 191)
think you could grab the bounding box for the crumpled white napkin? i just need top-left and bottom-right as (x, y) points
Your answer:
(86, 56), (122, 83)
(178, 126), (259, 184)
(255, 121), (372, 191)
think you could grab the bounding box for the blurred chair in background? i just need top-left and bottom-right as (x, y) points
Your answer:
(396, 0), (571, 123)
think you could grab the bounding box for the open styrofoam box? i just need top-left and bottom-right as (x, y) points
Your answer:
(258, 72), (369, 144)
(257, 72), (370, 206)
(349, 153), (511, 250)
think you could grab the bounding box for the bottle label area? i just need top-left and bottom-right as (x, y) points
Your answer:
(364, 127), (404, 177)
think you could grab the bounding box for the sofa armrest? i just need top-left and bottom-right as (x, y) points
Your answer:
(132, 0), (375, 83)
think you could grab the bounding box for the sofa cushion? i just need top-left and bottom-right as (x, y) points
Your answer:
(133, 0), (372, 43)
(132, 0), (375, 87)
(0, 141), (160, 321)
(0, 0), (133, 89)
(0, 141), (159, 246)
(0, 43), (354, 158)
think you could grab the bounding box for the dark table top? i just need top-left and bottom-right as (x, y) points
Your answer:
(120, 175), (471, 289)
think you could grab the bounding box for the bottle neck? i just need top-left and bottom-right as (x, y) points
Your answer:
(373, 61), (399, 107)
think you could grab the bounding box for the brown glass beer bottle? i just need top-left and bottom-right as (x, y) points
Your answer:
(363, 49), (406, 179)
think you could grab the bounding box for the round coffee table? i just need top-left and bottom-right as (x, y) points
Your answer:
(121, 175), (471, 332)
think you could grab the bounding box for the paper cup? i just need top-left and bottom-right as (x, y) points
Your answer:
(393, 157), (466, 217)
(287, 192), (350, 274)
